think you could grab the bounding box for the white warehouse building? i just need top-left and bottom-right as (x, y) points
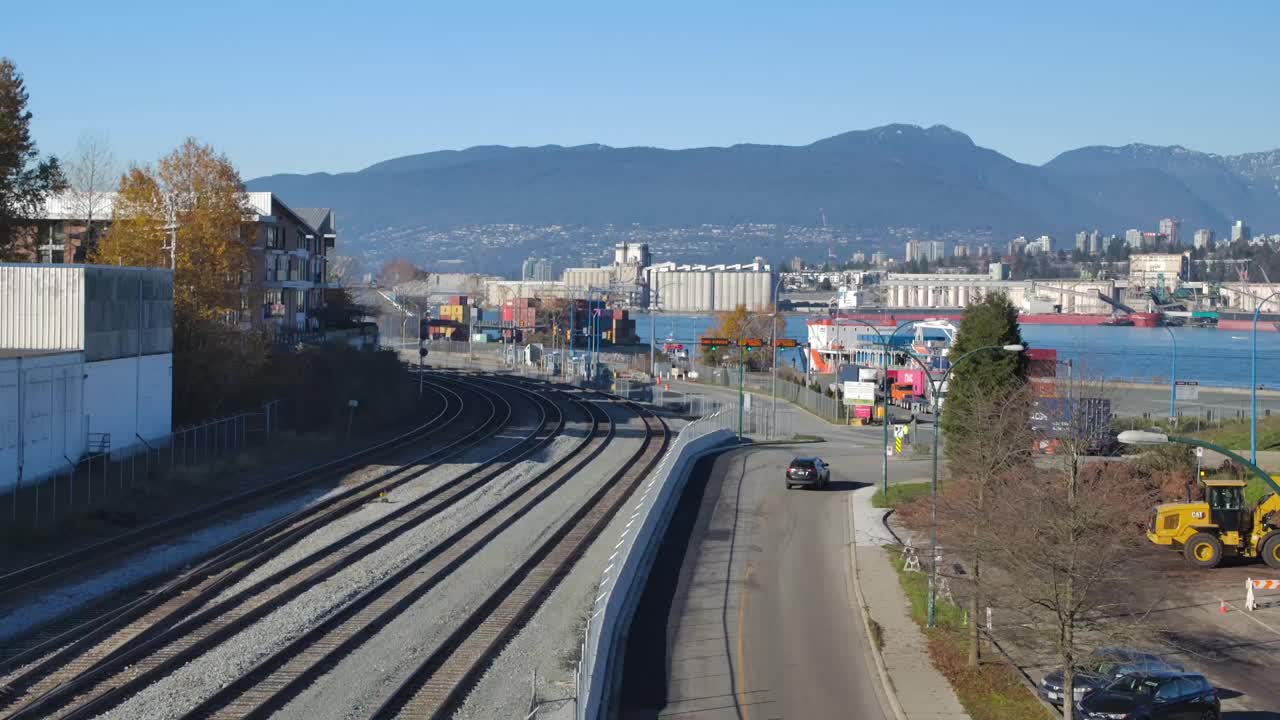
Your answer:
(1, 264), (174, 493)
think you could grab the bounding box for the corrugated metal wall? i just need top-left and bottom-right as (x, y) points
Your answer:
(82, 266), (174, 361)
(0, 265), (84, 351)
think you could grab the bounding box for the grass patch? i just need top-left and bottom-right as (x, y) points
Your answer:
(872, 481), (932, 509)
(1185, 414), (1280, 453)
(1247, 474), (1274, 505)
(885, 546), (1051, 720)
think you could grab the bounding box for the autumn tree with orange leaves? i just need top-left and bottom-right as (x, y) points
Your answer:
(94, 138), (253, 321)
(93, 139), (266, 419)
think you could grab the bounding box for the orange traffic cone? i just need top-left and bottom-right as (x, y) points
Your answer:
(1220, 599), (1228, 614)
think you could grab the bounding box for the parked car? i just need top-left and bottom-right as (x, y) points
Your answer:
(1040, 648), (1183, 706)
(1077, 672), (1218, 720)
(785, 457), (830, 489)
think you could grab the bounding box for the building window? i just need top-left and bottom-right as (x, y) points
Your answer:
(265, 226), (281, 249)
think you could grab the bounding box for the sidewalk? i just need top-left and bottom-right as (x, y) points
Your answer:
(848, 487), (971, 720)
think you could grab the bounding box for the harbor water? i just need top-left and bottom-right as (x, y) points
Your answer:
(633, 313), (1280, 389)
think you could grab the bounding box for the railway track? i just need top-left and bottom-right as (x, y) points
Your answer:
(0, 373), (523, 717)
(373, 401), (668, 720)
(2, 375), (667, 720)
(0, 377), (459, 663)
(0, 377), (460, 603)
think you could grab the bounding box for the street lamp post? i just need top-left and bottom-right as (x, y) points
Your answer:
(1165, 325), (1178, 423)
(1118, 430), (1279, 496)
(881, 322), (923, 499)
(648, 275), (689, 385)
(900, 343), (1024, 629)
(770, 273), (786, 439)
(1252, 291), (1280, 465)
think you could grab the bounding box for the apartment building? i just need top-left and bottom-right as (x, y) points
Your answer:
(242, 193), (336, 335)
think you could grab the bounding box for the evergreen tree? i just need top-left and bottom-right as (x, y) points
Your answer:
(0, 57), (67, 260)
(941, 292), (1028, 461)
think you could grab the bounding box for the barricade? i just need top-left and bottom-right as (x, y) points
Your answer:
(1245, 578), (1280, 611)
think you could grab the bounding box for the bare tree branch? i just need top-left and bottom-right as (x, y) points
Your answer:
(64, 132), (117, 259)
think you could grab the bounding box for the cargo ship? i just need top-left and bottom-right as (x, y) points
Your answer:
(806, 317), (957, 375)
(816, 292), (1279, 332)
(809, 307), (1117, 328)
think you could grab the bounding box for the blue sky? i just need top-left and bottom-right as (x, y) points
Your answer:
(4, 1), (1277, 179)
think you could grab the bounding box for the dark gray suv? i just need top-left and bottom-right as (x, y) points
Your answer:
(1040, 648), (1183, 706)
(785, 457), (830, 489)
(1078, 672), (1218, 720)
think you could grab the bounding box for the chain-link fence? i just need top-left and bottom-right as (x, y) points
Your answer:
(4, 400), (283, 532)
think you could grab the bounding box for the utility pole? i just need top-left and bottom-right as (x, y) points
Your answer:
(649, 288), (657, 378)
(769, 273), (784, 439)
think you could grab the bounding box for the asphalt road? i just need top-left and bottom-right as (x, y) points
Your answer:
(620, 443), (894, 720)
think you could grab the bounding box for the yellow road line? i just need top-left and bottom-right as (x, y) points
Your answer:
(736, 561), (754, 720)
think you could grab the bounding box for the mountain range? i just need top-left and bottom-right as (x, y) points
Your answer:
(248, 124), (1280, 253)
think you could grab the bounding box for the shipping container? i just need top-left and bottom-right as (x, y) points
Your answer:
(1026, 348), (1058, 379)
(1030, 397), (1113, 450)
(836, 365), (865, 383)
(887, 368), (926, 396)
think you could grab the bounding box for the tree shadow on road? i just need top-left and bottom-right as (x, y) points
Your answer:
(804, 480), (869, 493)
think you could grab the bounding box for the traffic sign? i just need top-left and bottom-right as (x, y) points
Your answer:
(700, 337), (731, 347)
(1194, 447), (1204, 458)
(740, 338), (766, 348)
(775, 338), (800, 348)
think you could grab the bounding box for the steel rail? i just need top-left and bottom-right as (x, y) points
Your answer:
(370, 396), (669, 720)
(0, 376), (503, 715)
(176, 378), (607, 719)
(2, 375), (555, 720)
(0, 377), (458, 600)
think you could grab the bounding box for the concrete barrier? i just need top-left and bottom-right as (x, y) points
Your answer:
(574, 415), (736, 720)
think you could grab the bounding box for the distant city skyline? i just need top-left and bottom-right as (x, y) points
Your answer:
(5, 1), (1280, 178)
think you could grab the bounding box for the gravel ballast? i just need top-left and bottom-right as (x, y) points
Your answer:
(449, 402), (653, 720)
(270, 402), (648, 720)
(93, 414), (585, 720)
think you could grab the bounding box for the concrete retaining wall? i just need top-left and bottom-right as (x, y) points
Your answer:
(576, 418), (736, 719)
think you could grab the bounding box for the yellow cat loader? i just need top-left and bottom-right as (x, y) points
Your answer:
(1138, 433), (1280, 569)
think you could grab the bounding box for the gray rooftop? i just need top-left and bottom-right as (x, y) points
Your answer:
(295, 208), (335, 235)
